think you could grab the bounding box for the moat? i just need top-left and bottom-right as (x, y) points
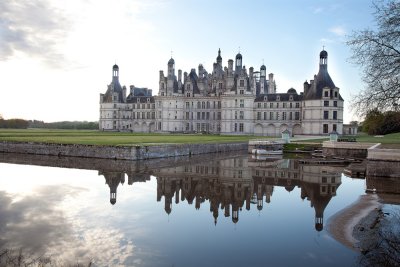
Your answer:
(0, 152), (398, 266)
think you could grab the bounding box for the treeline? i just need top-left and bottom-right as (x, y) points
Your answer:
(29, 120), (99, 129)
(0, 119), (29, 129)
(0, 119), (98, 129)
(362, 110), (400, 135)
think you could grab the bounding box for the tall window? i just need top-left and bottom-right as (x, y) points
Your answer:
(240, 99), (244, 107)
(239, 123), (244, 132)
(323, 124), (329, 133)
(240, 111), (244, 120)
(333, 111), (337, 120)
(334, 101), (337, 107)
(324, 111), (329, 119)
(324, 101), (329, 107)
(240, 80), (244, 87)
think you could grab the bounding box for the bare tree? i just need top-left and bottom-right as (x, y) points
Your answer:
(347, 0), (400, 116)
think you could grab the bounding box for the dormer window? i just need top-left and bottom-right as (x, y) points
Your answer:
(264, 96), (267, 101)
(324, 90), (329, 97)
(289, 95), (293, 101)
(276, 95), (280, 101)
(147, 98), (150, 102)
(187, 84), (191, 90)
(240, 80), (244, 87)
(334, 91), (338, 98)
(137, 98), (140, 103)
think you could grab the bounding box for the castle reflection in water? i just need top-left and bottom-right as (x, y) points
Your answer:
(101, 155), (341, 232)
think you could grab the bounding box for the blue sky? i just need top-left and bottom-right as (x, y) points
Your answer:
(0, 0), (376, 122)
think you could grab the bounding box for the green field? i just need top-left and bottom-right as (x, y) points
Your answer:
(0, 129), (398, 146)
(0, 129), (265, 146)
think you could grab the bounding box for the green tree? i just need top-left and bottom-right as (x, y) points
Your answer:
(347, 0), (400, 116)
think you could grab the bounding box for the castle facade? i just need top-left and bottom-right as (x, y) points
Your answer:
(100, 49), (344, 135)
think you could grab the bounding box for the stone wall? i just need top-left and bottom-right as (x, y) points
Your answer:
(322, 141), (377, 158)
(0, 141), (247, 161)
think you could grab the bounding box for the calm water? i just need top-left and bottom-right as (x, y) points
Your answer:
(0, 152), (366, 267)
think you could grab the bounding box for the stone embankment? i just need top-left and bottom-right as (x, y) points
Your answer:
(0, 141), (247, 161)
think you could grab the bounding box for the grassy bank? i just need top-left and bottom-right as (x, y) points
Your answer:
(354, 132), (400, 144)
(0, 129), (264, 146)
(0, 129), (399, 146)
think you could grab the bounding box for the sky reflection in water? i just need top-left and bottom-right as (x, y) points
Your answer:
(0, 153), (365, 267)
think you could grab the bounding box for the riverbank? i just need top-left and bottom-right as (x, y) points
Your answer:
(327, 194), (382, 250)
(0, 141), (247, 160)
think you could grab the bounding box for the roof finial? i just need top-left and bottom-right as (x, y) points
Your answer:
(171, 50), (173, 58)
(322, 45), (325, 51)
(239, 46), (241, 53)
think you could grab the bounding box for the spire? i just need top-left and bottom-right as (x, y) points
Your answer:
(216, 48), (222, 65)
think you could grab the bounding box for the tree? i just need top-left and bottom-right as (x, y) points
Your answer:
(347, 0), (400, 116)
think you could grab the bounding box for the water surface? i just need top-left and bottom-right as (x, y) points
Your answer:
(0, 152), (366, 266)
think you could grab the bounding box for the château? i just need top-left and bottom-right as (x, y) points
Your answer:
(100, 49), (344, 135)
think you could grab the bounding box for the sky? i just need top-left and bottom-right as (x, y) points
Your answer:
(0, 0), (377, 123)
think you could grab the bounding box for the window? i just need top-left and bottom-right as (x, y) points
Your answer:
(240, 90), (244, 95)
(283, 103), (287, 108)
(334, 91), (338, 98)
(333, 124), (337, 131)
(276, 112), (279, 120)
(239, 123), (244, 132)
(323, 124), (329, 133)
(257, 102), (261, 108)
(282, 112), (287, 120)
(333, 111), (337, 120)
(202, 102), (205, 109)
(324, 101), (329, 107)
(240, 80), (244, 87)
(295, 102), (300, 108)
(197, 112), (200, 120)
(239, 111), (244, 120)
(234, 123), (237, 132)
(289, 112), (293, 120)
(240, 99), (244, 107)
(186, 102), (190, 109)
(219, 83), (223, 89)
(324, 90), (329, 97)
(270, 112), (273, 120)
(264, 112), (267, 120)
(197, 102), (201, 109)
(187, 84), (191, 90)
(333, 101), (337, 107)
(234, 111), (238, 120)
(270, 103), (273, 108)
(324, 111), (329, 120)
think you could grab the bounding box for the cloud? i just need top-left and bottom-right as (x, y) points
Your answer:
(0, 0), (70, 67)
(329, 26), (346, 37)
(312, 7), (324, 14)
(0, 185), (137, 266)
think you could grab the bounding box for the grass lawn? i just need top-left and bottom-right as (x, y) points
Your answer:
(0, 129), (267, 146)
(352, 132), (400, 148)
(0, 129), (398, 146)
